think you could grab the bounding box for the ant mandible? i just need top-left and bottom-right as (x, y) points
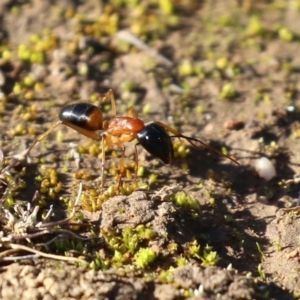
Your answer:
(26, 89), (239, 188)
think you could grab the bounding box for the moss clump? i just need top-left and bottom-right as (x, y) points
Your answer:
(172, 191), (200, 211)
(101, 225), (156, 269)
(278, 27), (294, 42)
(134, 247), (158, 269)
(219, 83), (236, 100)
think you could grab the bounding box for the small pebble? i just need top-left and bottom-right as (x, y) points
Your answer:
(223, 118), (245, 130)
(255, 157), (276, 181)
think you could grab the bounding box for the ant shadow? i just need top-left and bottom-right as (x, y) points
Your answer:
(159, 135), (299, 275)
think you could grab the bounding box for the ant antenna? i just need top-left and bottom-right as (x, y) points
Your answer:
(170, 135), (239, 165)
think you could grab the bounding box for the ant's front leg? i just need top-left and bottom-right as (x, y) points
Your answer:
(101, 89), (117, 119)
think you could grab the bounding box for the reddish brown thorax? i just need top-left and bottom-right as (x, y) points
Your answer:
(107, 117), (145, 137)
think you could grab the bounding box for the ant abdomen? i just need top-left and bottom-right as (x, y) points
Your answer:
(59, 103), (104, 131)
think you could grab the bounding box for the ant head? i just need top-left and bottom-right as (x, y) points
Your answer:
(136, 122), (174, 164)
(59, 103), (104, 131)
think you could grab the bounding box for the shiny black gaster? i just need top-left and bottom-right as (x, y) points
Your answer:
(59, 103), (98, 131)
(137, 122), (174, 164)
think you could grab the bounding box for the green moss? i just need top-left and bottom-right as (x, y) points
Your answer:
(142, 103), (151, 115)
(3, 194), (15, 209)
(246, 16), (264, 36)
(219, 83), (236, 100)
(172, 191), (200, 211)
(102, 225), (156, 268)
(173, 139), (191, 159)
(278, 27), (294, 41)
(1, 49), (12, 61)
(134, 247), (158, 269)
(178, 59), (194, 77)
(216, 57), (229, 70)
(176, 256), (188, 267)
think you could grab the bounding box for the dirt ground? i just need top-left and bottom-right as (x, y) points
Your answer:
(1, 0), (300, 299)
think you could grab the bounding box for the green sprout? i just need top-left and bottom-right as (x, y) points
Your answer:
(188, 240), (201, 259)
(176, 256), (188, 267)
(201, 245), (220, 266)
(257, 264), (266, 280)
(90, 251), (109, 270)
(256, 242), (265, 260)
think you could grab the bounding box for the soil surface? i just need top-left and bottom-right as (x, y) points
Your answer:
(1, 1), (300, 299)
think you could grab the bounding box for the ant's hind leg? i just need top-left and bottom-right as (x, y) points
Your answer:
(133, 144), (140, 184)
(16, 121), (62, 160)
(117, 145), (126, 191)
(100, 135), (106, 188)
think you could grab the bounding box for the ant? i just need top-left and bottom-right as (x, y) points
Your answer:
(25, 89), (239, 188)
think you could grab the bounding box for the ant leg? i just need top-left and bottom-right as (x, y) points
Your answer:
(100, 134), (106, 188)
(133, 143), (140, 183)
(117, 145), (126, 190)
(25, 121), (62, 157)
(102, 89), (116, 118)
(153, 121), (240, 165)
(127, 106), (137, 118)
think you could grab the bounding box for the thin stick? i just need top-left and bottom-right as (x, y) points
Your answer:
(1, 254), (40, 261)
(0, 248), (19, 258)
(116, 30), (173, 67)
(5, 243), (87, 264)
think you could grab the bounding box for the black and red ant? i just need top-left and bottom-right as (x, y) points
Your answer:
(25, 90), (239, 187)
